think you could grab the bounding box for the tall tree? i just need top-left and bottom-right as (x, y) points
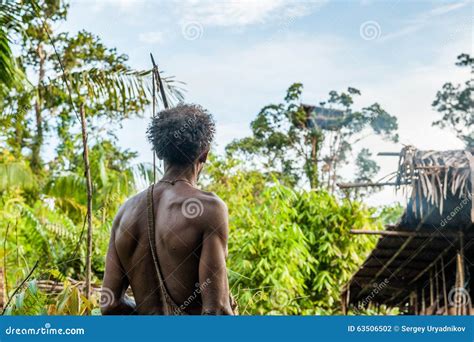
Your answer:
(227, 83), (398, 191)
(1, 0), (184, 300)
(432, 53), (473, 149)
(42, 31), (182, 298)
(21, 0), (68, 172)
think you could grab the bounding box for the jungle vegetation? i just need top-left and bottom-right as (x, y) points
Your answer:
(0, 0), (468, 315)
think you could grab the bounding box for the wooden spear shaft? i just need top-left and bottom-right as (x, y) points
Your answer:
(80, 102), (94, 300)
(150, 53), (170, 182)
(152, 69), (156, 183)
(150, 53), (169, 109)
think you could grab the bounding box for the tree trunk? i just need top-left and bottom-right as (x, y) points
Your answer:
(31, 43), (46, 171)
(309, 135), (318, 189)
(79, 103), (93, 300)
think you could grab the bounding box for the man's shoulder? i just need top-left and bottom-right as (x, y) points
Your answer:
(113, 188), (148, 229)
(193, 189), (226, 209)
(119, 188), (148, 214)
(184, 189), (228, 231)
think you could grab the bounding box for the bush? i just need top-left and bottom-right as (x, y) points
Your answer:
(204, 156), (380, 314)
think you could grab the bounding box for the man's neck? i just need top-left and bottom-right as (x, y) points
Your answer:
(161, 163), (199, 186)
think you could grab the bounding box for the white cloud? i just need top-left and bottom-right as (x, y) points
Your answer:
(88, 0), (147, 13)
(175, 0), (326, 27)
(138, 31), (165, 44)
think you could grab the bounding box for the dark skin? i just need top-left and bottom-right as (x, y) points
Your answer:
(101, 151), (233, 315)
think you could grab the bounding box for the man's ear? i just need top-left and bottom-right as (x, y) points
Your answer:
(198, 150), (209, 163)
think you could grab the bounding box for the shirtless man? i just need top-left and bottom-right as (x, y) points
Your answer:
(101, 104), (233, 315)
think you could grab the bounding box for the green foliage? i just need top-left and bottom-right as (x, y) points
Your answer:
(1, 0), (406, 317)
(355, 148), (380, 183)
(0, 161), (36, 191)
(5, 279), (97, 315)
(294, 191), (378, 312)
(5, 281), (48, 315)
(0, 1), (24, 96)
(0, 0), (175, 313)
(375, 204), (404, 226)
(204, 156), (379, 314)
(227, 83), (398, 191)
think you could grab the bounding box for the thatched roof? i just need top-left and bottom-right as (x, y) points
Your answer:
(343, 146), (474, 312)
(396, 146), (473, 223)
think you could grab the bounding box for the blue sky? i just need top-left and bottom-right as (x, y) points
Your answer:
(59, 0), (471, 205)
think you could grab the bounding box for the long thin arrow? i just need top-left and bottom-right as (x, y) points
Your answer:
(150, 53), (170, 183)
(150, 53), (169, 109)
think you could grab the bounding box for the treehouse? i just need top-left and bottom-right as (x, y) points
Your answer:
(341, 146), (474, 315)
(302, 104), (346, 131)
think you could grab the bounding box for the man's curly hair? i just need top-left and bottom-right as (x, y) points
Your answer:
(147, 104), (216, 165)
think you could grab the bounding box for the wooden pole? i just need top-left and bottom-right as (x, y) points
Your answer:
(350, 229), (467, 238)
(0, 267), (4, 313)
(435, 261), (440, 312)
(341, 290), (347, 315)
(3, 223), (9, 303)
(414, 289), (418, 315)
(429, 270), (434, 307)
(80, 102), (93, 300)
(421, 287), (425, 315)
(151, 69), (156, 183)
(441, 257), (448, 315)
(149, 53), (170, 183)
(337, 181), (409, 189)
(150, 53), (169, 109)
(458, 231), (465, 315)
(377, 152), (400, 156)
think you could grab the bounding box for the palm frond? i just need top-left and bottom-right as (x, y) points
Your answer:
(0, 162), (36, 191)
(47, 66), (185, 113)
(0, 1), (23, 92)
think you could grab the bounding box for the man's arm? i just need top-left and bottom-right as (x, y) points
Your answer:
(101, 215), (136, 315)
(198, 197), (233, 315)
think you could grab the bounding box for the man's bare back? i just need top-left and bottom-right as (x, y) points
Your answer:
(101, 104), (233, 315)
